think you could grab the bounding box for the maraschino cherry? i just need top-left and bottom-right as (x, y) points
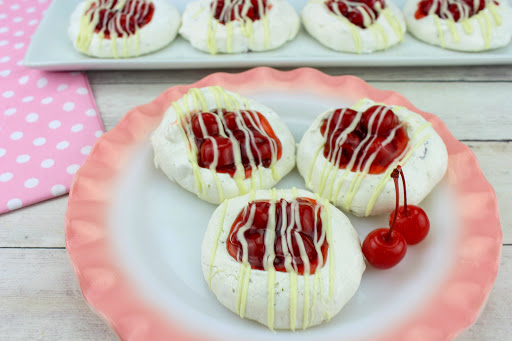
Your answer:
(362, 169), (407, 269)
(388, 166), (430, 245)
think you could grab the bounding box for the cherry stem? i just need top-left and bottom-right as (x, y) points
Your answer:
(397, 165), (408, 213)
(388, 169), (400, 241)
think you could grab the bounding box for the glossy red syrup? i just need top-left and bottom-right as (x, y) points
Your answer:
(227, 198), (329, 275)
(325, 0), (386, 28)
(211, 0), (269, 24)
(320, 106), (409, 174)
(415, 0), (491, 21)
(87, 0), (155, 39)
(188, 109), (282, 178)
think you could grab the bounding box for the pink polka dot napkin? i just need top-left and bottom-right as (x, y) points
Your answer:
(0, 0), (104, 214)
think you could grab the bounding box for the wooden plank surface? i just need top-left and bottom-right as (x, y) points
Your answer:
(0, 247), (509, 340)
(90, 82), (512, 141)
(0, 249), (118, 341)
(0, 196), (68, 248)
(87, 66), (512, 84)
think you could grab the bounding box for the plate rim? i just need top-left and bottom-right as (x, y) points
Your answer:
(65, 67), (502, 341)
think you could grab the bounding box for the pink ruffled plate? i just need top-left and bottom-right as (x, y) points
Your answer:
(65, 68), (501, 341)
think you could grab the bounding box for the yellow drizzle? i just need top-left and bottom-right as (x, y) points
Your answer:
(228, 189), (331, 329)
(383, 10), (404, 41)
(207, 0), (270, 54)
(308, 100), (435, 216)
(488, 3), (503, 25)
(237, 263), (251, 318)
(429, 1), (503, 49)
(171, 87), (280, 202)
(323, 199), (334, 299)
(329, 2), (403, 53)
(208, 200), (229, 289)
(289, 271), (298, 331)
(434, 16), (446, 47)
(302, 273), (310, 329)
(265, 188), (278, 330)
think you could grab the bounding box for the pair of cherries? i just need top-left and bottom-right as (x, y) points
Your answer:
(362, 166), (430, 269)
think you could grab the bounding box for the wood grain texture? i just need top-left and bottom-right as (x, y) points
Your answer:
(0, 249), (118, 341)
(86, 66), (512, 84)
(0, 248), (509, 340)
(90, 82), (512, 140)
(0, 196), (68, 248)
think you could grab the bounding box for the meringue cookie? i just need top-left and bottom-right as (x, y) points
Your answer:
(202, 189), (365, 329)
(404, 0), (512, 51)
(151, 86), (296, 204)
(302, 0), (406, 53)
(69, 0), (181, 58)
(297, 98), (448, 217)
(179, 0), (300, 54)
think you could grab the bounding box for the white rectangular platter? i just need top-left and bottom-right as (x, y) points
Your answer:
(24, 0), (512, 70)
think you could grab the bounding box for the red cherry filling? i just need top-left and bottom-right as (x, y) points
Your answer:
(227, 198), (329, 275)
(188, 109), (282, 178)
(325, 0), (386, 29)
(211, 0), (269, 24)
(414, 0), (494, 21)
(87, 0), (155, 39)
(320, 106), (409, 175)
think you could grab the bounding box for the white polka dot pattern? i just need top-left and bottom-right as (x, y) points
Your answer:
(16, 154), (30, 163)
(25, 112), (38, 122)
(0, 0), (104, 213)
(0, 173), (13, 182)
(7, 198), (22, 210)
(33, 137), (45, 146)
(41, 159), (54, 168)
(51, 184), (66, 197)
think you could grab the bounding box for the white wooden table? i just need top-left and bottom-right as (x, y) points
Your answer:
(1, 66), (511, 340)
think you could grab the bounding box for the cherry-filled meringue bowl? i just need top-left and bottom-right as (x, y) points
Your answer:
(151, 86), (296, 204)
(403, 0), (512, 51)
(68, 0), (181, 58)
(297, 98), (448, 217)
(179, 0), (300, 54)
(202, 189), (365, 330)
(302, 0), (406, 53)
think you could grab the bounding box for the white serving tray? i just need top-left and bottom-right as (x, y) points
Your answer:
(24, 0), (512, 70)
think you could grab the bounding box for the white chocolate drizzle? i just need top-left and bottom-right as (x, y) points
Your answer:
(306, 102), (433, 216)
(207, 0), (270, 54)
(171, 87), (280, 202)
(418, 0), (503, 49)
(77, 0), (154, 57)
(219, 189), (332, 330)
(424, 0), (493, 21)
(322, 0), (404, 52)
(208, 200), (229, 289)
(327, 0), (384, 28)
